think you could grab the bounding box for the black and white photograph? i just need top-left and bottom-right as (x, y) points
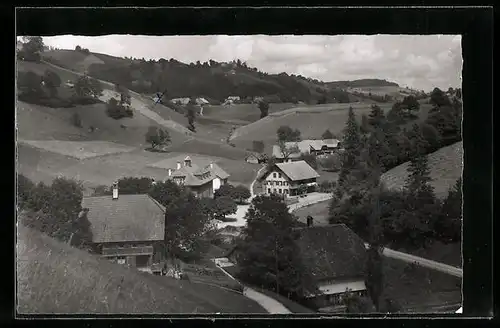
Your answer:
(16, 30), (465, 315)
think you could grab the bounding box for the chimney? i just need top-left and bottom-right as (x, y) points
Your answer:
(112, 182), (119, 200)
(168, 168), (172, 176)
(184, 156), (192, 167)
(176, 162), (181, 170)
(209, 162), (214, 169)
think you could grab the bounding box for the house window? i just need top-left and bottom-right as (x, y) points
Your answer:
(278, 173), (282, 178)
(273, 173), (277, 178)
(268, 188), (271, 194)
(273, 188), (276, 193)
(116, 256), (126, 265)
(284, 189), (289, 194)
(278, 189), (282, 194)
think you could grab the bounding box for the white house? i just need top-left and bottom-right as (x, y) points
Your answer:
(259, 160), (320, 197)
(165, 156), (230, 198)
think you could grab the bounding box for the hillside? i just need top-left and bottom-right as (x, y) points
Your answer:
(42, 49), (351, 104)
(17, 223), (266, 314)
(381, 141), (463, 199)
(230, 103), (394, 153)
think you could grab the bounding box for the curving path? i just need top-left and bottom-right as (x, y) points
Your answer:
(364, 243), (463, 278)
(215, 260), (291, 314)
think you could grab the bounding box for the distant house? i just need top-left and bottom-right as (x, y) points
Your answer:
(259, 160), (319, 197)
(166, 156), (230, 198)
(245, 152), (267, 164)
(82, 184), (166, 275)
(227, 224), (368, 313)
(272, 139), (341, 163)
(171, 97), (191, 106)
(223, 96), (240, 105)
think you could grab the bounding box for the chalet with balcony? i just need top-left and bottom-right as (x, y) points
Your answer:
(259, 160), (320, 197)
(81, 184), (166, 275)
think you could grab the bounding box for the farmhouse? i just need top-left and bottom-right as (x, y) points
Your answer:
(245, 152), (267, 164)
(259, 160), (319, 197)
(272, 139), (341, 163)
(297, 224), (368, 312)
(226, 223), (367, 313)
(81, 184), (166, 275)
(167, 156), (230, 198)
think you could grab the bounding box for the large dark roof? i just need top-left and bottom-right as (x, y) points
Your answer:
(296, 224), (367, 281)
(82, 194), (166, 243)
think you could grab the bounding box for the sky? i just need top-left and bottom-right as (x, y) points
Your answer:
(40, 35), (462, 91)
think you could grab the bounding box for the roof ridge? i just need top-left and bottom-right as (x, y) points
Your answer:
(146, 194), (167, 212)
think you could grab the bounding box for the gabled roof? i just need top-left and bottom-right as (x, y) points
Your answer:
(171, 162), (230, 186)
(296, 224), (367, 281)
(82, 194), (165, 243)
(273, 160), (320, 181)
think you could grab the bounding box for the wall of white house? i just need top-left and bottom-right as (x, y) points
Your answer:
(264, 170), (291, 196)
(213, 177), (222, 193)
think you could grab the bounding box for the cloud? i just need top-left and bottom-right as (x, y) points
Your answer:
(41, 34), (462, 91)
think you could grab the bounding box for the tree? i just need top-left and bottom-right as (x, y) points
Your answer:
(20, 177), (84, 243)
(321, 129), (334, 140)
(237, 194), (316, 299)
(405, 123), (429, 158)
(277, 140), (300, 161)
(420, 122), (441, 151)
(74, 76), (102, 99)
(252, 140), (265, 154)
(17, 173), (35, 210)
(258, 100), (270, 119)
(343, 291), (376, 313)
(75, 45), (82, 51)
(17, 71), (44, 97)
(401, 95), (420, 113)
(360, 114), (371, 134)
(232, 185), (251, 204)
(368, 104), (386, 129)
(436, 177), (462, 243)
(200, 196), (237, 221)
(149, 181), (212, 259)
(186, 98), (197, 132)
(277, 126), (301, 142)
(114, 177), (154, 195)
(42, 70), (62, 97)
(22, 36), (44, 62)
(430, 87), (451, 107)
(145, 126), (171, 149)
(338, 106), (362, 188)
(106, 97), (133, 119)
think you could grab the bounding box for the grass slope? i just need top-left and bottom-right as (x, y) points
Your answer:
(16, 101), (187, 148)
(16, 223), (266, 314)
(230, 103), (394, 153)
(381, 141), (463, 199)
